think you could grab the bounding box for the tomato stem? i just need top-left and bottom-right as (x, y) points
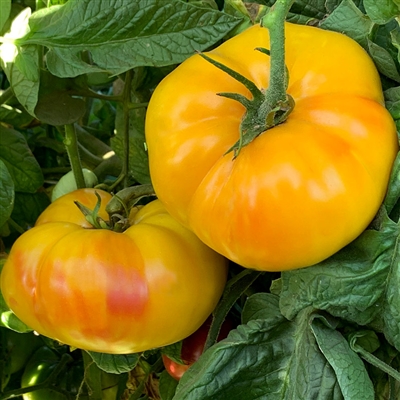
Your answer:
(351, 342), (400, 382)
(122, 69), (133, 189)
(64, 124), (86, 189)
(260, 0), (295, 110)
(106, 184), (155, 220)
(199, 0), (295, 157)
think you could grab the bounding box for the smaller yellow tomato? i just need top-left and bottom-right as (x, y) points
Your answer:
(1, 189), (228, 354)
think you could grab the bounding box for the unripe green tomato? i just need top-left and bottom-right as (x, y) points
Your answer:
(5, 330), (42, 374)
(51, 169), (98, 202)
(21, 347), (119, 400)
(21, 346), (65, 400)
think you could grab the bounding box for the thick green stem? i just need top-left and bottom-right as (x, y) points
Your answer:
(260, 0), (295, 111)
(105, 184), (155, 217)
(64, 124), (86, 189)
(200, 0), (295, 156)
(352, 343), (400, 382)
(122, 70), (134, 189)
(7, 218), (25, 235)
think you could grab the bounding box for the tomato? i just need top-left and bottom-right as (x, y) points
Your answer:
(145, 22), (399, 271)
(162, 316), (233, 380)
(21, 346), (67, 400)
(3, 329), (42, 374)
(1, 189), (228, 354)
(51, 168), (98, 202)
(21, 347), (119, 400)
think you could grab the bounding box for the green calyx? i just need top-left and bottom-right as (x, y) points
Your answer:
(74, 191), (116, 231)
(75, 185), (155, 232)
(200, 0), (296, 158)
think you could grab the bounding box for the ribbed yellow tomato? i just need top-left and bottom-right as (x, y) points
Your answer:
(145, 22), (399, 271)
(1, 189), (228, 354)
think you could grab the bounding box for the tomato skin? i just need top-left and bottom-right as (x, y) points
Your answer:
(145, 23), (399, 271)
(162, 317), (233, 380)
(1, 189), (228, 354)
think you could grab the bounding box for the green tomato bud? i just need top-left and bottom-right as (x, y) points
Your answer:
(51, 169), (98, 202)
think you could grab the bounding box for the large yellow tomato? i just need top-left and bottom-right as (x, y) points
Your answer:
(145, 22), (399, 271)
(1, 189), (228, 354)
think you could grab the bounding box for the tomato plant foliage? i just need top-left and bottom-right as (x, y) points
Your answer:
(0, 0), (400, 399)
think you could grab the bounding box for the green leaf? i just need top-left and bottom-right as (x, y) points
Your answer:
(280, 214), (400, 352)
(11, 191), (50, 228)
(347, 330), (381, 354)
(0, 0), (11, 34)
(174, 304), (342, 400)
(0, 160), (14, 228)
(20, 0), (242, 78)
(389, 29), (400, 82)
(363, 0), (400, 25)
(87, 351), (140, 374)
(290, 0), (338, 20)
(368, 39), (400, 82)
(319, 0), (373, 49)
(0, 8), (40, 115)
(385, 86), (400, 119)
(249, 0), (342, 22)
(0, 104), (35, 128)
(374, 19), (400, 66)
(159, 370), (179, 400)
(0, 126), (43, 193)
(241, 292), (285, 325)
(383, 151), (400, 221)
(311, 316), (374, 400)
(34, 71), (86, 126)
(204, 269), (262, 351)
(222, 0), (253, 38)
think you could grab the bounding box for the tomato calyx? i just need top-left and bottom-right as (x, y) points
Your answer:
(75, 185), (156, 232)
(106, 184), (156, 219)
(199, 0), (295, 158)
(200, 52), (294, 159)
(74, 191), (117, 230)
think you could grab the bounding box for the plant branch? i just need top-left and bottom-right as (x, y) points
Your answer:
(121, 69), (134, 189)
(7, 218), (26, 235)
(64, 124), (86, 189)
(198, 0), (295, 157)
(260, 0), (295, 109)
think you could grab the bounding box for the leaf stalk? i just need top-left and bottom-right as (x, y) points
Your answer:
(64, 124), (86, 189)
